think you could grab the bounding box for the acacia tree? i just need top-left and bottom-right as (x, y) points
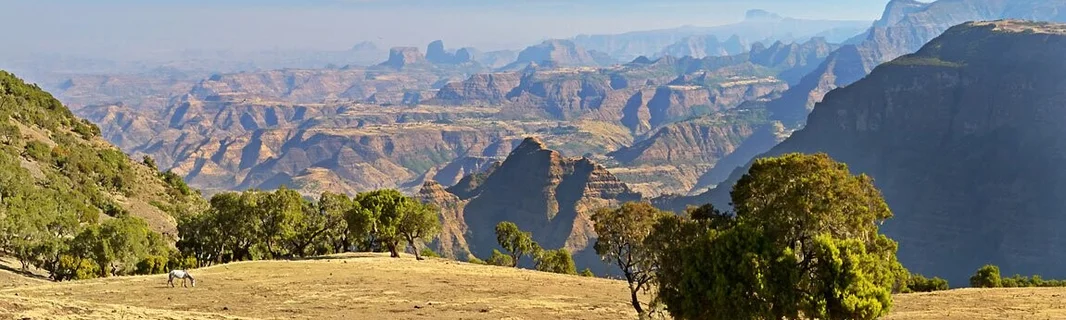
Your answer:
(654, 153), (906, 320)
(397, 202), (441, 260)
(495, 221), (537, 267)
(591, 202), (668, 315)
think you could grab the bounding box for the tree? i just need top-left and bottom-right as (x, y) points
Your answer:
(970, 264), (1002, 288)
(397, 202), (441, 260)
(591, 202), (668, 314)
(259, 187), (303, 258)
(351, 189), (420, 258)
(653, 153), (906, 320)
(495, 221), (537, 267)
(535, 248), (576, 275)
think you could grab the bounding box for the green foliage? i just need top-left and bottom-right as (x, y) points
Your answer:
(54, 255), (100, 281)
(534, 248), (576, 275)
(902, 273), (950, 293)
(652, 153), (905, 320)
(466, 255), (487, 265)
(970, 265), (1002, 288)
(348, 189), (441, 259)
(591, 202), (669, 314)
(420, 247), (440, 259)
(135, 255), (169, 275)
(495, 221), (537, 267)
(22, 140), (51, 162)
(487, 249), (513, 267)
(142, 155), (157, 171)
(580, 268), (594, 277)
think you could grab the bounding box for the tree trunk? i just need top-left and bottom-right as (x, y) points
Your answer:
(407, 235), (422, 260)
(629, 287), (644, 315)
(387, 241), (400, 258)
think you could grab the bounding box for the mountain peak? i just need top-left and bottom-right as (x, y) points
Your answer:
(745, 9), (784, 21)
(512, 136), (550, 154)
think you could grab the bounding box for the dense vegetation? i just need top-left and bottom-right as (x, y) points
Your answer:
(0, 71), (202, 280)
(177, 188), (441, 265)
(970, 264), (1066, 288)
(594, 153), (909, 319)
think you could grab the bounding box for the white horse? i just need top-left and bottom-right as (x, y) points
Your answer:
(168, 270), (196, 288)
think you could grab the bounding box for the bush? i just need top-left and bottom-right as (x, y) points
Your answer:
(23, 141), (52, 162)
(535, 249), (577, 275)
(487, 249), (513, 267)
(135, 255), (169, 275)
(467, 256), (486, 265)
(970, 264), (1002, 288)
(420, 247), (440, 259)
(902, 273), (949, 293)
(580, 268), (595, 277)
(54, 255), (99, 281)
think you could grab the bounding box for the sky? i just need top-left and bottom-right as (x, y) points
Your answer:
(0, 0), (892, 60)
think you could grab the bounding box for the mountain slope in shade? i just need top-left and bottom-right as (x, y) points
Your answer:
(663, 20), (1066, 284)
(419, 137), (641, 271)
(770, 0), (1066, 125)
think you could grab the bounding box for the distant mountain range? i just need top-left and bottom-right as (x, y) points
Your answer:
(572, 9), (870, 61)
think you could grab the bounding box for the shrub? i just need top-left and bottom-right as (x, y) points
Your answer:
(135, 255), (169, 275)
(535, 249), (577, 275)
(580, 268), (595, 277)
(970, 264), (1002, 288)
(54, 255), (99, 281)
(467, 256), (486, 265)
(902, 273), (949, 293)
(23, 140), (52, 162)
(487, 249), (513, 267)
(420, 247), (440, 259)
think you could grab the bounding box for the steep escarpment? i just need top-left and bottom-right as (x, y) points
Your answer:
(768, 0), (1066, 125)
(436, 137), (641, 271)
(673, 21), (1066, 284)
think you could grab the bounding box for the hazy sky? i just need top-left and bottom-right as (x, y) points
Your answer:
(0, 0), (892, 59)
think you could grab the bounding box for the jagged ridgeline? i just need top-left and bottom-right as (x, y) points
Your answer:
(0, 71), (205, 277)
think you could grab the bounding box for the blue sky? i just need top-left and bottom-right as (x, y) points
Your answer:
(0, 0), (893, 59)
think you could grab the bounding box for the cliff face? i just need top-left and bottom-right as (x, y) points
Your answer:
(417, 181), (473, 259)
(769, 0), (1066, 125)
(676, 21), (1066, 284)
(432, 72), (523, 106)
(434, 137), (641, 270)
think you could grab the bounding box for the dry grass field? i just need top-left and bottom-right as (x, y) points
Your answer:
(2, 253), (1066, 320)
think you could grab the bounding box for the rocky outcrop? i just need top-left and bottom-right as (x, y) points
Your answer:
(417, 181), (473, 259)
(451, 137), (641, 272)
(669, 21), (1066, 284)
(381, 47), (428, 69)
(426, 40), (473, 65)
(432, 72), (523, 106)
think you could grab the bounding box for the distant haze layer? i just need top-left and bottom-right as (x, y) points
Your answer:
(0, 0), (888, 60)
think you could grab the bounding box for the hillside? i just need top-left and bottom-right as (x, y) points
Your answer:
(664, 20), (1066, 285)
(0, 71), (202, 237)
(3, 254), (1066, 319)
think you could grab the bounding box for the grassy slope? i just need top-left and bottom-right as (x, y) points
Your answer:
(1, 254), (1064, 320)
